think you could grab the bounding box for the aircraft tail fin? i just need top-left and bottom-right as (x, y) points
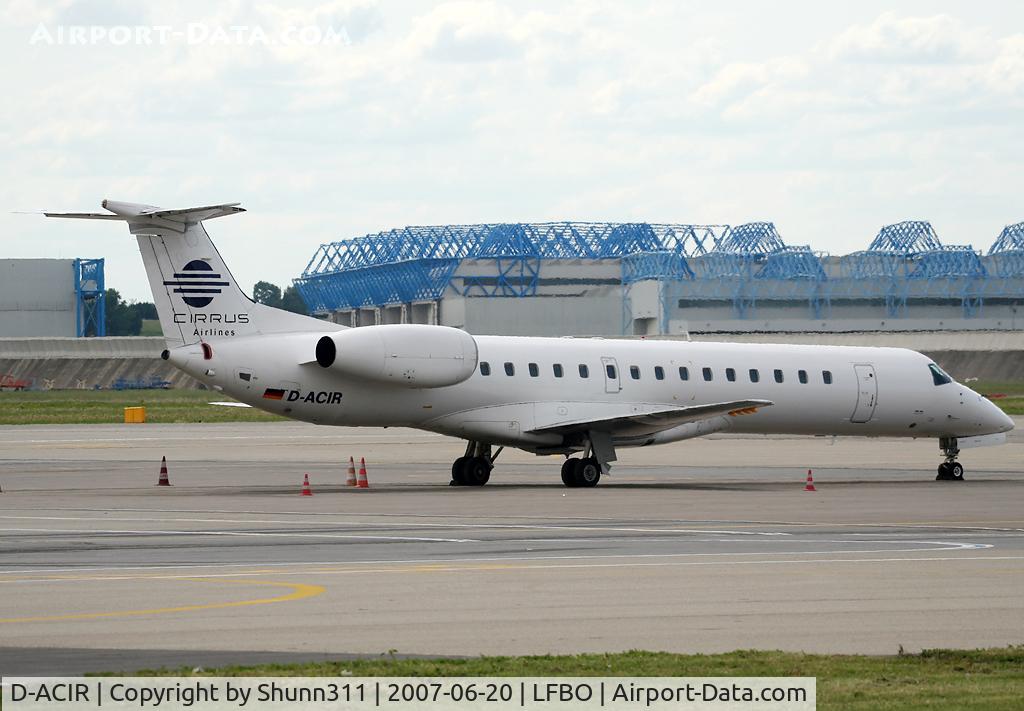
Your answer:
(46, 200), (332, 348)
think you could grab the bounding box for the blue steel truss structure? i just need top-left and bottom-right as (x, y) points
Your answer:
(295, 219), (1024, 329)
(667, 223), (829, 321)
(73, 258), (105, 337)
(296, 222), (728, 312)
(988, 222), (1024, 278)
(836, 221), (992, 318)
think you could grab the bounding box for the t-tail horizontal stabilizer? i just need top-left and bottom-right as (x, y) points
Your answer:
(44, 200), (244, 234)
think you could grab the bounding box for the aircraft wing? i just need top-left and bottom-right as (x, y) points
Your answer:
(528, 399), (773, 438)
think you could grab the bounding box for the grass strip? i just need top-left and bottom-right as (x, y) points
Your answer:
(0, 389), (283, 425)
(118, 648), (1024, 711)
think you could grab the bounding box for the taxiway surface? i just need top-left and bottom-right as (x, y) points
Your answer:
(0, 422), (1021, 674)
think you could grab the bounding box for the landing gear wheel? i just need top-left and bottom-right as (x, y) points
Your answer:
(936, 462), (965, 481)
(575, 458), (601, 487)
(451, 456), (470, 486)
(463, 457), (491, 486)
(561, 459), (578, 487)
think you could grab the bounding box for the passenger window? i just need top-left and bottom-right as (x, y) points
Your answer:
(654, 366), (665, 380)
(774, 369), (784, 383)
(749, 369), (759, 383)
(929, 363), (952, 386)
(504, 362), (515, 376)
(726, 367), (736, 382)
(606, 364), (616, 379)
(798, 369), (808, 384)
(579, 364), (589, 378)
(679, 366), (689, 381)
(630, 365), (640, 380)
(528, 363), (539, 377)
(822, 370), (833, 385)
(553, 364), (564, 378)
(480, 362), (491, 376)
(702, 367), (713, 382)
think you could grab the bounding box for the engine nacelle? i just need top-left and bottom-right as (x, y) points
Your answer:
(315, 324), (478, 388)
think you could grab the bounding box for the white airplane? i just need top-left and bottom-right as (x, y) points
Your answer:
(46, 201), (1014, 486)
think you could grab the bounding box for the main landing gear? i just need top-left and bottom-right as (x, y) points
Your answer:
(936, 436), (965, 481)
(560, 457), (601, 488)
(560, 433), (614, 488)
(450, 432), (614, 488)
(451, 441), (502, 486)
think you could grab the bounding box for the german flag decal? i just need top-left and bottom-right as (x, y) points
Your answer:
(263, 388), (286, 400)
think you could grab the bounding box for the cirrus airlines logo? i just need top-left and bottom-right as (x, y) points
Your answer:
(163, 260), (229, 308)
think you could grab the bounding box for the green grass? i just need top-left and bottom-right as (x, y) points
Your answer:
(118, 648), (1024, 711)
(0, 389), (284, 425)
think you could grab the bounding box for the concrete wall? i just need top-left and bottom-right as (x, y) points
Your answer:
(0, 260), (77, 337)
(0, 357), (198, 390)
(449, 289), (623, 336)
(676, 316), (1024, 333)
(0, 337), (166, 358)
(0, 337), (199, 389)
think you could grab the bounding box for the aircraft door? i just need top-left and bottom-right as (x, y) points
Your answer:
(601, 356), (621, 394)
(850, 364), (878, 423)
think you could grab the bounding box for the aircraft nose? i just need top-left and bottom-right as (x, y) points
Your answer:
(982, 398), (1014, 434)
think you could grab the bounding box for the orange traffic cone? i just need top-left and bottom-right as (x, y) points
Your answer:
(157, 456), (171, 486)
(301, 473), (313, 496)
(357, 458), (369, 488)
(345, 457), (357, 487)
(803, 469), (817, 492)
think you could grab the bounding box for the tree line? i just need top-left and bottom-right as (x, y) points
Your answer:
(102, 280), (308, 336)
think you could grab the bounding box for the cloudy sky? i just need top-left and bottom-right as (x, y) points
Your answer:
(4, 1), (1023, 302)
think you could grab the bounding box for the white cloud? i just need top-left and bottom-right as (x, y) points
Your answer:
(691, 58), (808, 108)
(4, 3), (1024, 301)
(986, 34), (1024, 93)
(408, 1), (525, 62)
(829, 11), (989, 64)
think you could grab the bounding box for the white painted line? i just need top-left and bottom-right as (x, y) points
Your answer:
(12, 507), (1020, 531)
(0, 540), (996, 578)
(0, 527), (476, 543)
(0, 515), (789, 536)
(1, 554), (1022, 586)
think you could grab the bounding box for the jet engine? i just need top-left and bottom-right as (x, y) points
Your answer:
(315, 324), (478, 388)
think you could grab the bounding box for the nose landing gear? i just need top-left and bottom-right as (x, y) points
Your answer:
(936, 437), (964, 481)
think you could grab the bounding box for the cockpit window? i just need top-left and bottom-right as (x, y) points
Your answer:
(929, 363), (953, 386)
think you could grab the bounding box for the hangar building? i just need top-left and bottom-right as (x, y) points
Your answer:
(0, 258), (105, 337)
(293, 221), (1024, 336)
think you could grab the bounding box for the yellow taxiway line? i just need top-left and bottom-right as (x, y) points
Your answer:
(0, 578), (324, 624)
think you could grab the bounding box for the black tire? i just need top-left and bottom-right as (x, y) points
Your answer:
(936, 462), (952, 481)
(576, 458), (601, 487)
(561, 459), (578, 487)
(451, 456), (469, 485)
(950, 462), (965, 481)
(464, 457), (491, 486)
